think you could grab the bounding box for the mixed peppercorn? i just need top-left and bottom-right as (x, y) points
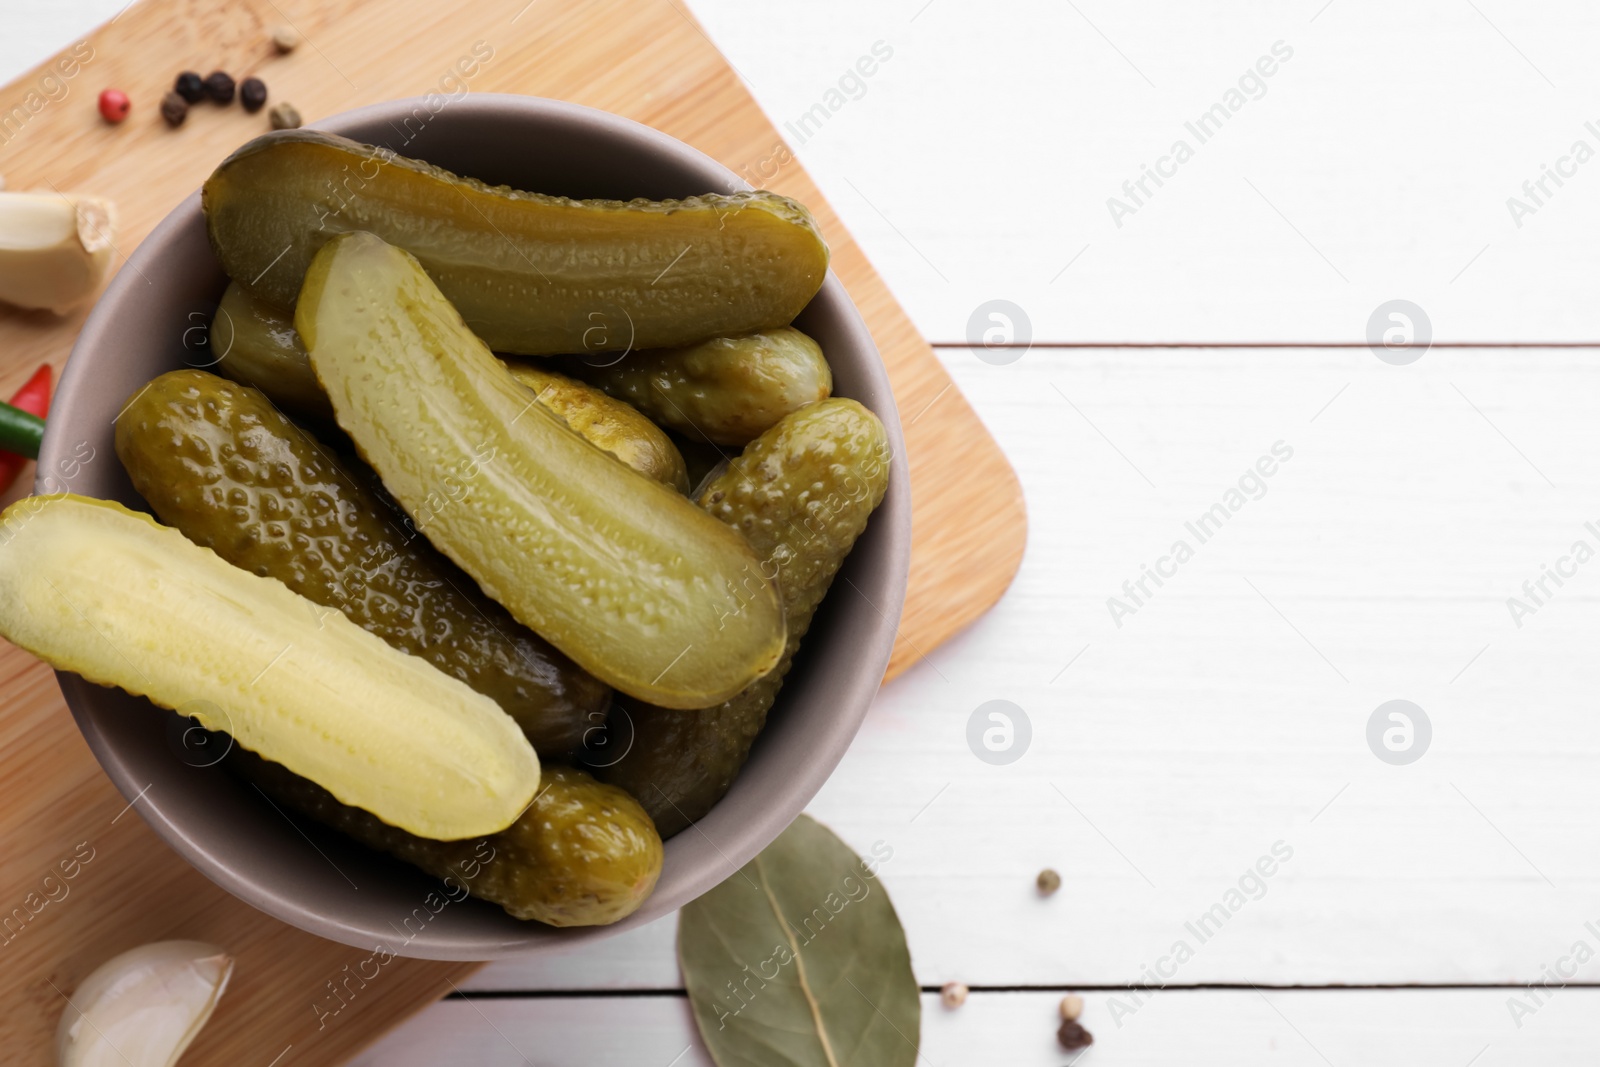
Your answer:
(1057, 994), (1093, 1051)
(96, 89), (129, 124)
(239, 78), (268, 113)
(96, 26), (300, 131)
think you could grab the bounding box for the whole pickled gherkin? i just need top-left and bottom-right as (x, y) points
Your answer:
(204, 129), (829, 356)
(211, 281), (332, 423)
(114, 369), (607, 758)
(235, 751), (663, 926)
(565, 327), (832, 446)
(299, 232), (786, 710)
(596, 398), (891, 836)
(503, 362), (689, 492)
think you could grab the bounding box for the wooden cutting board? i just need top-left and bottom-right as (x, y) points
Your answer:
(0, 0), (1025, 1063)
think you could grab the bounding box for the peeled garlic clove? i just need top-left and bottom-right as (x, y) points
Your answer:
(0, 192), (116, 314)
(56, 940), (233, 1067)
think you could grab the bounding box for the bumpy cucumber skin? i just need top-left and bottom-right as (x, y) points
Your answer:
(596, 399), (891, 836)
(504, 362), (689, 493)
(212, 281), (333, 423)
(236, 752), (663, 926)
(566, 327), (833, 446)
(203, 129), (829, 356)
(114, 369), (607, 758)
(299, 232), (786, 710)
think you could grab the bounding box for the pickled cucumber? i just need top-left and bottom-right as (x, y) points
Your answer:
(566, 327), (832, 446)
(596, 399), (891, 836)
(299, 232), (786, 709)
(204, 129), (829, 356)
(208, 285), (689, 490)
(0, 494), (539, 840)
(236, 751), (662, 926)
(210, 282), (332, 422)
(114, 370), (607, 757)
(503, 362), (689, 492)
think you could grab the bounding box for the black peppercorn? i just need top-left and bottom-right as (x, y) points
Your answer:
(239, 77), (267, 113)
(174, 71), (204, 103)
(159, 90), (188, 128)
(1057, 1020), (1094, 1051)
(203, 70), (235, 105)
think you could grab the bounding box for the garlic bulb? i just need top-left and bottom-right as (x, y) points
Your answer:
(56, 940), (233, 1067)
(0, 192), (116, 313)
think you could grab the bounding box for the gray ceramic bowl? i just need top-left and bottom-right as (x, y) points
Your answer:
(38, 95), (909, 960)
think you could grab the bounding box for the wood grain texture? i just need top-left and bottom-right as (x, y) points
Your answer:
(22, 1), (1600, 348)
(464, 347), (1600, 996)
(9, 3), (1600, 1063)
(689, 0), (1600, 345)
(0, 0), (1023, 1064)
(350, 989), (1600, 1066)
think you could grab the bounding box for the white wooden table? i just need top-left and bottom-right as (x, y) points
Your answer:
(14, 2), (1600, 1063)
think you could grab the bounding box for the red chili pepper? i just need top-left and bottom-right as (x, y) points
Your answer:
(11, 364), (51, 419)
(0, 364), (52, 495)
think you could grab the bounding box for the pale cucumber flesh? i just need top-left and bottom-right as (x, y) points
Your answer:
(0, 494), (539, 840)
(299, 232), (786, 709)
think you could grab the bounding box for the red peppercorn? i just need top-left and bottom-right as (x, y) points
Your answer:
(97, 89), (130, 124)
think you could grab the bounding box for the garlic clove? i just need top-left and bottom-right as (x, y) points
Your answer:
(0, 191), (116, 314)
(56, 940), (233, 1067)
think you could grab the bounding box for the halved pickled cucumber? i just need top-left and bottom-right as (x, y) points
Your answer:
(503, 362), (689, 492)
(114, 370), (608, 758)
(299, 232), (786, 709)
(237, 753), (662, 926)
(597, 399), (891, 835)
(0, 494), (539, 840)
(205, 130), (829, 355)
(211, 281), (332, 423)
(208, 284), (688, 490)
(566, 327), (832, 446)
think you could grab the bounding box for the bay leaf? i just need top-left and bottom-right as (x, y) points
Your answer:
(678, 815), (918, 1067)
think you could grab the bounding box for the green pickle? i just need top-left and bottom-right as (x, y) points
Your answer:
(114, 369), (607, 757)
(211, 281), (332, 423)
(299, 232), (785, 709)
(565, 327), (832, 446)
(597, 398), (891, 836)
(209, 282), (689, 489)
(503, 362), (689, 492)
(204, 130), (829, 355)
(0, 495), (540, 842)
(236, 752), (663, 926)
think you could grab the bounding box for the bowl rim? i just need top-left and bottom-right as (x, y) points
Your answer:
(40, 93), (911, 959)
